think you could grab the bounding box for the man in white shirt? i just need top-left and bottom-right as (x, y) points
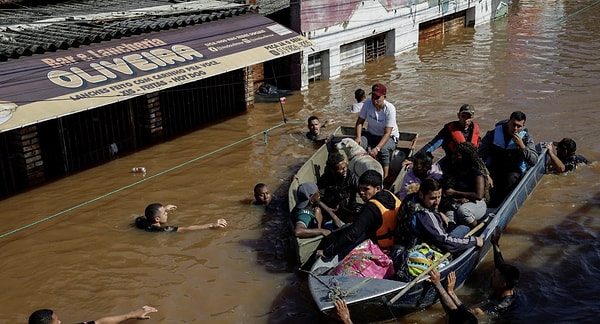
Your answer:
(354, 83), (400, 180)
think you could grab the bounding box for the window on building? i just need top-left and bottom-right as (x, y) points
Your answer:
(365, 34), (387, 62)
(307, 53), (322, 82)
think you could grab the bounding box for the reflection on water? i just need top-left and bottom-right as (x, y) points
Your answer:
(1, 0), (600, 323)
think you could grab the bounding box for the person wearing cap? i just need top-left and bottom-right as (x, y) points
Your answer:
(478, 111), (537, 207)
(315, 170), (401, 259)
(546, 138), (589, 173)
(416, 103), (481, 172)
(291, 182), (343, 238)
(349, 88), (366, 114)
(354, 83), (400, 180)
(317, 152), (361, 223)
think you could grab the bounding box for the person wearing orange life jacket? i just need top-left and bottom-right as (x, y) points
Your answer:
(316, 170), (400, 259)
(416, 104), (481, 172)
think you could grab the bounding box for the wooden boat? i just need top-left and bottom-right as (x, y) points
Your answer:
(307, 144), (549, 323)
(288, 126), (418, 268)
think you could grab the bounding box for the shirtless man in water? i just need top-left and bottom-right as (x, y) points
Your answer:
(135, 203), (227, 233)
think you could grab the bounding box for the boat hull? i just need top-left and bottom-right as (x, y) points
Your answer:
(289, 126), (418, 268)
(308, 144), (549, 321)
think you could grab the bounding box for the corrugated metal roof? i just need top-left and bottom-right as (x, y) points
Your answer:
(0, 0), (256, 61)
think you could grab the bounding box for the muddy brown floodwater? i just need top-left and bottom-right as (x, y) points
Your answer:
(2, 0), (600, 323)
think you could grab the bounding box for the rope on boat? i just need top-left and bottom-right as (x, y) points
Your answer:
(0, 118), (303, 239)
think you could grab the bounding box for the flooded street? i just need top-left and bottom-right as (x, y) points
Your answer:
(2, 0), (599, 323)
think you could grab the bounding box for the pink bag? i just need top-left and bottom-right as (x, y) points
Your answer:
(328, 239), (395, 279)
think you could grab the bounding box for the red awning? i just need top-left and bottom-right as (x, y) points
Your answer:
(0, 14), (313, 132)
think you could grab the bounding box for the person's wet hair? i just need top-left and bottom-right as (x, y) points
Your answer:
(558, 138), (577, 154)
(498, 263), (520, 289)
(135, 203), (163, 229)
(358, 169), (383, 187)
(413, 150), (434, 170)
(307, 115), (319, 124)
(419, 178), (442, 195)
(253, 183), (267, 194)
(326, 152), (345, 169)
(28, 309), (54, 324)
(509, 111), (527, 122)
(354, 88), (365, 102)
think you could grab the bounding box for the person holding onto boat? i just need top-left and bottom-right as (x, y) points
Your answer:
(416, 104), (481, 173)
(317, 152), (361, 223)
(354, 83), (400, 181)
(135, 203), (227, 233)
(252, 183), (272, 206)
(441, 142), (490, 228)
(429, 228), (520, 320)
(428, 270), (478, 324)
(546, 138), (589, 173)
(395, 151), (443, 201)
(28, 305), (157, 324)
(306, 115), (336, 143)
(478, 111), (538, 207)
(349, 88), (366, 114)
(333, 299), (354, 324)
(292, 182), (343, 238)
(315, 170), (401, 259)
(402, 178), (483, 254)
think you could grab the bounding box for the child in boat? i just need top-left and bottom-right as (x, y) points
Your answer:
(291, 182), (343, 238)
(135, 203), (227, 233)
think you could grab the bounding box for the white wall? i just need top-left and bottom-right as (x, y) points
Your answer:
(298, 0), (494, 88)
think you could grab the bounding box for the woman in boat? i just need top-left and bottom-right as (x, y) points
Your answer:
(441, 142), (490, 228)
(317, 152), (361, 223)
(395, 150), (443, 201)
(135, 203), (227, 233)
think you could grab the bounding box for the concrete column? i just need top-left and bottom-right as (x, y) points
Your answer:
(323, 46), (341, 80)
(143, 93), (163, 141)
(10, 125), (45, 187)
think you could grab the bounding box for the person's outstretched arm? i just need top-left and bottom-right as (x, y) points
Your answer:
(94, 305), (157, 324)
(491, 227), (505, 268)
(428, 269), (458, 314)
(546, 143), (566, 173)
(177, 219), (227, 233)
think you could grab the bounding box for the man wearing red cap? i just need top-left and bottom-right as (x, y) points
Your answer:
(355, 83), (400, 180)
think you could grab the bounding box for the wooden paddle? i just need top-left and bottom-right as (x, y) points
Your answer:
(387, 220), (487, 304)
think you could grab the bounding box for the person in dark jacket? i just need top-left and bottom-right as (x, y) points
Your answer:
(416, 104), (481, 172)
(546, 138), (589, 173)
(317, 152), (361, 223)
(478, 111), (538, 207)
(316, 170), (400, 259)
(410, 178), (483, 254)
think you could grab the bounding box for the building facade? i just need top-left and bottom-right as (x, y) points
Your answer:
(0, 0), (312, 198)
(291, 0), (506, 86)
